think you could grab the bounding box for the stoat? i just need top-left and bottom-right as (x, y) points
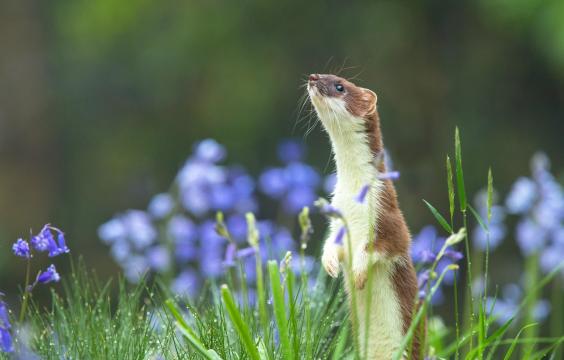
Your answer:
(307, 74), (419, 359)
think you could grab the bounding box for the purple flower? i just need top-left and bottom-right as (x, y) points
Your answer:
(98, 218), (126, 244)
(283, 187), (316, 214)
(411, 226), (441, 263)
(318, 203), (343, 218)
(148, 193), (174, 219)
(277, 139), (305, 164)
(334, 226), (346, 245)
(0, 328), (12, 353)
(146, 246), (171, 273)
(226, 214), (247, 241)
(168, 215), (197, 244)
(194, 139), (226, 163)
(36, 264), (61, 284)
(516, 219), (548, 256)
(284, 163), (320, 188)
(172, 270), (201, 297)
(378, 171), (400, 181)
(487, 283), (551, 325)
(223, 243), (237, 267)
(259, 168), (287, 198)
(123, 256), (149, 283)
(540, 244), (564, 275)
(122, 211), (157, 250)
(12, 238), (31, 258)
(355, 185), (370, 204)
(210, 184), (236, 211)
(271, 228), (296, 254)
(30, 225), (69, 257)
(236, 247), (256, 259)
(506, 177), (537, 214)
(323, 173), (337, 194)
(0, 299), (12, 353)
(110, 239), (131, 262)
(472, 190), (506, 251)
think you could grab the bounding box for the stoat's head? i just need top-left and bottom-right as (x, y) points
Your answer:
(307, 73), (377, 125)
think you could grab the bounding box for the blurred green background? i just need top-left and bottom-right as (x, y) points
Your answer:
(1, 0), (563, 292)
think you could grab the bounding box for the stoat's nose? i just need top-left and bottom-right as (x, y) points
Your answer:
(308, 74), (320, 83)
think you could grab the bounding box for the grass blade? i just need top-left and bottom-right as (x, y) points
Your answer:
(469, 205), (488, 232)
(165, 299), (224, 360)
(487, 168), (493, 223)
(503, 323), (537, 360)
(447, 155), (455, 226)
(221, 285), (261, 360)
(455, 127), (467, 212)
(268, 260), (294, 360)
(423, 199), (453, 233)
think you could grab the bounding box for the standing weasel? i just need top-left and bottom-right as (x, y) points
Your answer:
(307, 74), (419, 359)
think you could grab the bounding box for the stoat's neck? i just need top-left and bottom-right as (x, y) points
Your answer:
(322, 111), (384, 193)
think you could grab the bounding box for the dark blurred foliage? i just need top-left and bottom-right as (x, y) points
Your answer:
(1, 0), (563, 293)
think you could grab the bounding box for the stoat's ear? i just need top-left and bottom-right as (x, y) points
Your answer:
(361, 88), (377, 115)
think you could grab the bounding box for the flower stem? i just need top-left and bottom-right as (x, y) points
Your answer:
(19, 258), (32, 323)
(522, 252), (539, 357)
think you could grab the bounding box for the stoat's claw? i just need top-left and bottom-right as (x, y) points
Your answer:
(353, 269), (368, 290)
(352, 248), (373, 290)
(322, 245), (341, 278)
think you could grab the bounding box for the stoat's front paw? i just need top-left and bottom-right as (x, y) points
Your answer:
(321, 244), (341, 278)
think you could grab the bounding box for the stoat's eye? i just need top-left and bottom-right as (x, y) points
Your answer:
(335, 84), (344, 92)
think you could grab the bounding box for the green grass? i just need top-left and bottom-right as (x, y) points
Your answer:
(3, 129), (564, 359)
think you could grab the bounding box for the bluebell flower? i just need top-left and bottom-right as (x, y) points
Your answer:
(171, 269), (201, 297)
(226, 214), (248, 241)
(194, 139), (226, 163)
(317, 203), (343, 218)
(271, 228), (296, 254)
(122, 211), (157, 250)
(283, 187), (316, 214)
(36, 264), (61, 284)
(323, 173), (337, 194)
(109, 238), (131, 262)
(210, 184), (236, 211)
(223, 243), (237, 267)
(506, 177), (537, 214)
(146, 246), (171, 273)
(540, 244), (564, 275)
(486, 283), (551, 325)
(334, 226), (346, 245)
(259, 168), (287, 198)
(30, 225), (69, 257)
(516, 219), (548, 256)
(378, 171), (400, 181)
(355, 185), (370, 204)
(236, 247), (256, 259)
(148, 193), (174, 219)
(199, 221), (225, 278)
(411, 226), (440, 263)
(0, 299), (12, 352)
(284, 163), (320, 188)
(12, 238), (31, 258)
(472, 190), (506, 251)
(123, 256), (149, 283)
(168, 215), (197, 243)
(180, 185), (211, 217)
(98, 218), (127, 244)
(277, 139), (305, 164)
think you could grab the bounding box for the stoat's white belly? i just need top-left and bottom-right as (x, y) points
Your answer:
(345, 263), (404, 360)
(331, 187), (404, 360)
